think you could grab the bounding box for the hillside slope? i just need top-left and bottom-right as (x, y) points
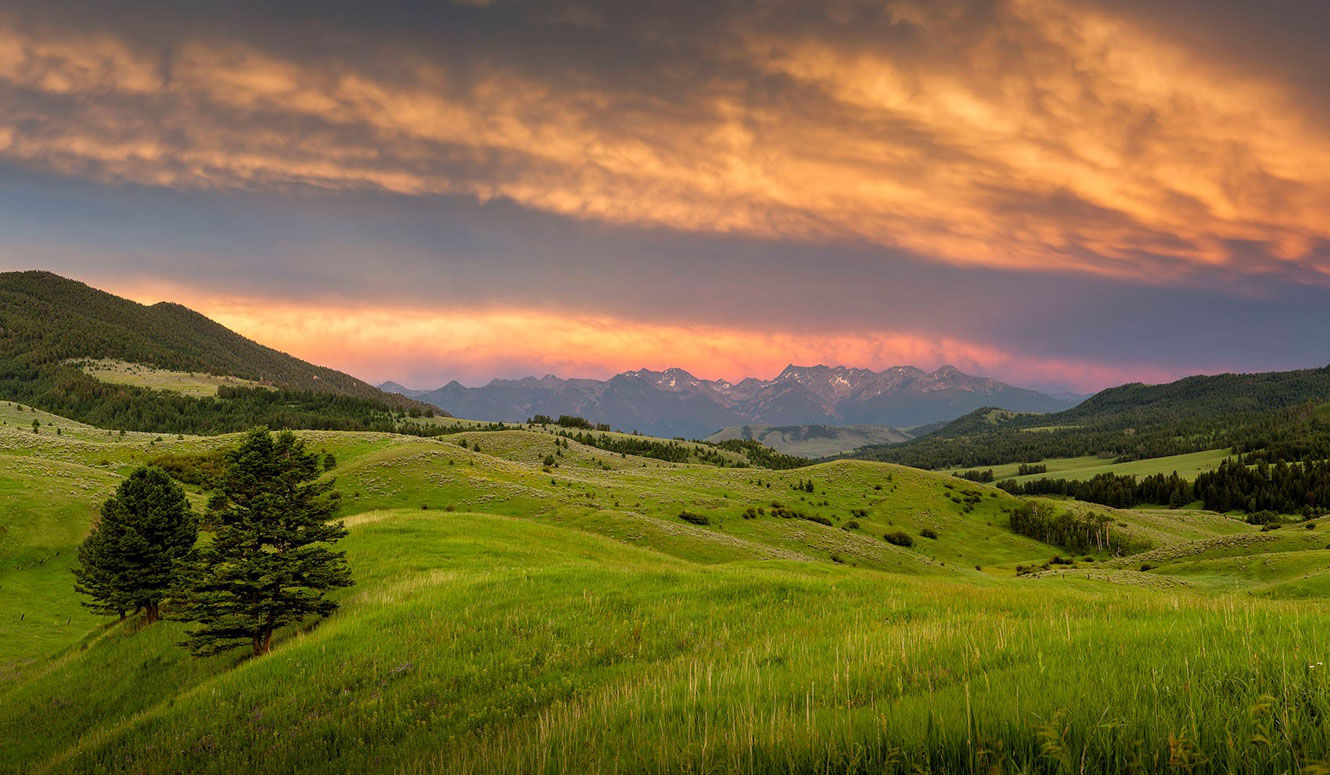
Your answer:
(8, 410), (1330, 773)
(851, 366), (1330, 470)
(0, 271), (432, 432)
(1, 419), (1325, 773)
(706, 423), (913, 457)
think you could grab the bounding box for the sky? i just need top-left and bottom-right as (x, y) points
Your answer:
(2, 0), (1329, 393)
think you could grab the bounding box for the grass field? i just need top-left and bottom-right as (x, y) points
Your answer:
(952, 448), (1235, 484)
(71, 359), (271, 397)
(3, 403), (1329, 773)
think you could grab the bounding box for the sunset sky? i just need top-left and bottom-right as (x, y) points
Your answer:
(3, 0), (1329, 392)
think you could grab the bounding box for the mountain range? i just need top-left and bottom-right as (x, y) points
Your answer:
(381, 364), (1081, 439)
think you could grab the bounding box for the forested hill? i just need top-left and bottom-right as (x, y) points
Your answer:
(0, 271), (435, 433)
(848, 366), (1330, 470)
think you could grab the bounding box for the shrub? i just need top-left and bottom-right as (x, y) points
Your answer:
(920, 528), (939, 540)
(884, 531), (914, 547)
(843, 519), (861, 531)
(678, 510), (710, 526)
(1140, 563), (1157, 571)
(806, 515), (833, 527)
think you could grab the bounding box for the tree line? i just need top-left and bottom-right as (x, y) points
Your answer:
(998, 472), (1194, 510)
(1008, 501), (1146, 555)
(1194, 459), (1330, 518)
(74, 429), (352, 656)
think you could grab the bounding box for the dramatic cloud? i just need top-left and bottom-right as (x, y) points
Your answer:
(2, 0), (1329, 390)
(111, 283), (1176, 393)
(3, 0), (1330, 282)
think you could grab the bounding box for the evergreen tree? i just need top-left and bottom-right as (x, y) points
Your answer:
(174, 428), (351, 656)
(73, 466), (197, 622)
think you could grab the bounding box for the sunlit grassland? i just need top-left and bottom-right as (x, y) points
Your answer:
(400, 414), (752, 465)
(3, 411), (1327, 773)
(0, 457), (116, 666)
(2, 511), (1328, 773)
(70, 359), (271, 397)
(953, 448), (1236, 485)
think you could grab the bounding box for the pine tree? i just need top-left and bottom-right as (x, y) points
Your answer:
(73, 466), (197, 622)
(174, 428), (352, 657)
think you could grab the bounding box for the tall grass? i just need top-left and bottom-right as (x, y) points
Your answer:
(4, 511), (1326, 773)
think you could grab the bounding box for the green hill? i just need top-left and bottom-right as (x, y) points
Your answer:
(850, 366), (1330, 471)
(0, 271), (437, 433)
(8, 408), (1330, 772)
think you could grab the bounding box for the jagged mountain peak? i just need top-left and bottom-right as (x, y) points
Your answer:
(398, 363), (1076, 438)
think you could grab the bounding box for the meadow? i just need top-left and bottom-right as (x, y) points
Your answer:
(951, 449), (1236, 485)
(2, 399), (1328, 773)
(70, 359), (272, 398)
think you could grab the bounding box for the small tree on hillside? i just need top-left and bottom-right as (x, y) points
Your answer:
(174, 428), (352, 657)
(73, 467), (197, 622)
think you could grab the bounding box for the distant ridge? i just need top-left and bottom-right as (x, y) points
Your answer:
(705, 424), (915, 458)
(848, 364), (1330, 470)
(382, 363), (1077, 438)
(0, 270), (436, 431)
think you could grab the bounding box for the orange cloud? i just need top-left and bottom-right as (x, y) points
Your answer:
(3, 1), (1329, 283)
(110, 282), (1176, 392)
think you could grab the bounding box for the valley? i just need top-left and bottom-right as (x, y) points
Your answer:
(3, 390), (1330, 772)
(3, 274), (1330, 773)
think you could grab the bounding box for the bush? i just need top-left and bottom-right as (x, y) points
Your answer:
(920, 528), (939, 540)
(806, 515), (833, 527)
(678, 510), (710, 526)
(884, 531), (914, 548)
(1140, 563), (1157, 571)
(843, 519), (861, 531)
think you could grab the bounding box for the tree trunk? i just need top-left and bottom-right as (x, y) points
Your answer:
(252, 633), (262, 656)
(261, 627), (274, 654)
(145, 604), (160, 624)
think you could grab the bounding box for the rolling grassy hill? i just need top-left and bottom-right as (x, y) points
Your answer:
(4, 406), (1330, 772)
